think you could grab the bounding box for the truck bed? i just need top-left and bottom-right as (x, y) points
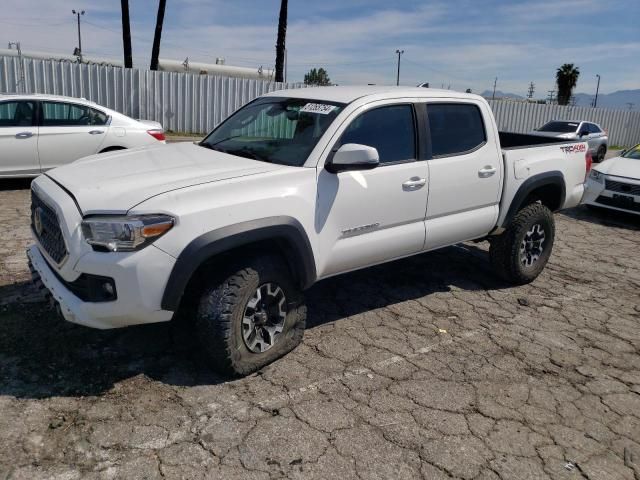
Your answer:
(499, 131), (576, 150)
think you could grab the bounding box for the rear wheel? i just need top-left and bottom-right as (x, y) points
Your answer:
(195, 255), (306, 376)
(489, 203), (555, 285)
(596, 145), (606, 163)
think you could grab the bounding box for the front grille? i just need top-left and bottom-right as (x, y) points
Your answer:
(31, 189), (68, 264)
(596, 195), (640, 213)
(605, 179), (640, 196)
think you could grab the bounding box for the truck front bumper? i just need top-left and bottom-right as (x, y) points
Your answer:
(27, 244), (175, 329)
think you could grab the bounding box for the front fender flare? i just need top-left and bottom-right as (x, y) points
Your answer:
(161, 216), (316, 312)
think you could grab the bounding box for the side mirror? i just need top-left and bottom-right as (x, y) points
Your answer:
(620, 149), (627, 156)
(326, 143), (379, 173)
(579, 130), (589, 137)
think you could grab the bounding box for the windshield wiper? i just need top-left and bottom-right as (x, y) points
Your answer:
(225, 148), (271, 163)
(208, 135), (246, 146)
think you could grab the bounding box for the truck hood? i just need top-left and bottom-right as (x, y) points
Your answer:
(596, 156), (640, 180)
(46, 142), (283, 213)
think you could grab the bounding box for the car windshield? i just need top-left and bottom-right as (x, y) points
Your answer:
(537, 121), (579, 133)
(200, 97), (346, 166)
(622, 144), (640, 160)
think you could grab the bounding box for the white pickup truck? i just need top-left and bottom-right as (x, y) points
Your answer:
(28, 87), (590, 375)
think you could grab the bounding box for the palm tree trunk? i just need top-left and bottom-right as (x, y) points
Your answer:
(150, 0), (167, 71)
(120, 0), (133, 68)
(275, 0), (288, 83)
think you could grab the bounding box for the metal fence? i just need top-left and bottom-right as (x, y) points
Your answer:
(2, 55), (640, 145)
(0, 55), (303, 134)
(488, 100), (640, 147)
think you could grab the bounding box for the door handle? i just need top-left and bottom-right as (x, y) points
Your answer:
(478, 166), (497, 178)
(15, 131), (33, 139)
(402, 177), (426, 190)
(88, 130), (105, 135)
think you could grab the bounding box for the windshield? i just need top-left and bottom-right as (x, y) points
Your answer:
(622, 144), (640, 160)
(201, 97), (346, 166)
(537, 121), (580, 133)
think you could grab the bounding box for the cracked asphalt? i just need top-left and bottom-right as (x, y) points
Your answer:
(1, 179), (639, 480)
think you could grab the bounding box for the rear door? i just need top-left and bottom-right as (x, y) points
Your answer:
(37, 101), (109, 171)
(422, 101), (502, 250)
(0, 100), (40, 176)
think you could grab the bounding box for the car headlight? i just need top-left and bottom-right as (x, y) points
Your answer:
(81, 215), (174, 252)
(589, 169), (605, 184)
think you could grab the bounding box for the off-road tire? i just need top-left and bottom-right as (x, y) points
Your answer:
(196, 255), (306, 376)
(489, 203), (555, 285)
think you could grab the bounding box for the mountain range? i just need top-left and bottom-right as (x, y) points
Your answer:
(480, 89), (640, 110)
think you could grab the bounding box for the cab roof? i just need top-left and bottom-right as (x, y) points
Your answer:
(263, 85), (483, 104)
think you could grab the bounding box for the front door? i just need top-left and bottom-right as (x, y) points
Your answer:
(316, 102), (429, 278)
(37, 101), (108, 171)
(0, 100), (39, 176)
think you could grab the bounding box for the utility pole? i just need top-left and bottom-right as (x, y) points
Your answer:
(491, 77), (498, 100)
(8, 42), (25, 93)
(72, 9), (85, 62)
(547, 90), (556, 104)
(395, 50), (404, 86)
(527, 82), (535, 100)
(593, 74), (601, 108)
(627, 103), (635, 111)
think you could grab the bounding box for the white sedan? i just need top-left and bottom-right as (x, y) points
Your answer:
(583, 144), (640, 215)
(0, 94), (165, 177)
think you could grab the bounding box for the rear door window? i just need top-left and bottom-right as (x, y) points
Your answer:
(42, 102), (108, 126)
(427, 103), (486, 157)
(588, 123), (601, 134)
(0, 101), (36, 127)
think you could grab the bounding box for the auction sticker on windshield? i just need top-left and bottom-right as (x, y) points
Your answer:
(300, 103), (337, 114)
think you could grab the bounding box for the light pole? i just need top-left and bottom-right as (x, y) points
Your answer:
(72, 9), (85, 62)
(395, 49), (404, 86)
(594, 74), (601, 108)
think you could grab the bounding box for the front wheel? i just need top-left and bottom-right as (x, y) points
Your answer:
(489, 203), (555, 285)
(196, 255), (306, 376)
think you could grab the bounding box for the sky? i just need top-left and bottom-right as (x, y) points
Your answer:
(1, 0), (639, 97)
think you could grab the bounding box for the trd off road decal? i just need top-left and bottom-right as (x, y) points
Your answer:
(560, 144), (586, 154)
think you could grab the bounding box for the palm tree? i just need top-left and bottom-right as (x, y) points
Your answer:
(150, 0), (167, 71)
(274, 0), (288, 82)
(556, 64), (580, 106)
(120, 0), (133, 68)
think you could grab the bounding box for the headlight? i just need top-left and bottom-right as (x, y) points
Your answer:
(81, 214), (174, 252)
(589, 169), (605, 183)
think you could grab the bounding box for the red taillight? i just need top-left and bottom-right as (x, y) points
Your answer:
(147, 129), (166, 141)
(585, 151), (593, 180)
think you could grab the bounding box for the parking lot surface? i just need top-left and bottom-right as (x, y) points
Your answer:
(1, 180), (639, 480)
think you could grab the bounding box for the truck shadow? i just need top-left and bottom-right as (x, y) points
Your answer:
(0, 243), (508, 399)
(0, 178), (33, 192)
(561, 205), (640, 231)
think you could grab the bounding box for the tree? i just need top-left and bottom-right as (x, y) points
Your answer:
(304, 68), (331, 86)
(556, 63), (580, 106)
(150, 0), (167, 71)
(274, 0), (288, 82)
(120, 0), (133, 68)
